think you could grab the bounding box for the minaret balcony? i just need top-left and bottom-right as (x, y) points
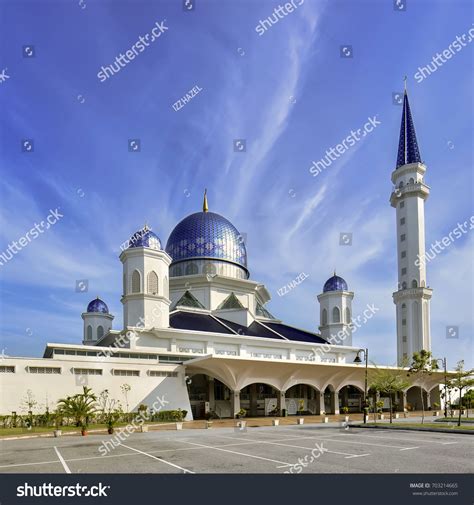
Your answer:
(390, 181), (430, 207)
(392, 286), (433, 303)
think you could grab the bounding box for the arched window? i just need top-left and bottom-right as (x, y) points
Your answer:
(402, 281), (407, 289)
(332, 306), (341, 323)
(163, 276), (169, 298)
(345, 307), (351, 324)
(409, 177), (414, 184)
(132, 270), (141, 293)
(174, 265), (183, 277)
(398, 181), (404, 188)
(185, 262), (198, 275)
(203, 262), (217, 275)
(411, 279), (418, 288)
(86, 325), (92, 340)
(147, 271), (159, 295)
(97, 325), (104, 340)
(322, 309), (328, 326)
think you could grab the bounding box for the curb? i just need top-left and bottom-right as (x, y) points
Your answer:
(348, 424), (474, 435)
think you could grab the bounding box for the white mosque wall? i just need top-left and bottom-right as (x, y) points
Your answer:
(0, 357), (192, 419)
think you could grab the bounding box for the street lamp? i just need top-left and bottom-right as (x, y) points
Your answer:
(354, 348), (369, 424)
(433, 357), (448, 418)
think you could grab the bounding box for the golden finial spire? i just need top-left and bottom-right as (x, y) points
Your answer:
(203, 188), (209, 212)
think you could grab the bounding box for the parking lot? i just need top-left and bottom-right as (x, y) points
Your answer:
(0, 424), (472, 474)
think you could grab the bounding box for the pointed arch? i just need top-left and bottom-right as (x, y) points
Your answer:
(97, 325), (104, 340)
(411, 279), (418, 288)
(332, 306), (341, 323)
(86, 325), (92, 340)
(185, 262), (198, 275)
(322, 308), (328, 326)
(131, 269), (141, 293)
(147, 271), (159, 295)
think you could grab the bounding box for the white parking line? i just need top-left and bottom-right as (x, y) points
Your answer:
(119, 443), (194, 474)
(343, 432), (461, 445)
(399, 447), (419, 451)
(176, 439), (291, 466)
(54, 447), (71, 474)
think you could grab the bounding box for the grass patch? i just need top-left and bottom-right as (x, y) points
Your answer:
(363, 422), (474, 431)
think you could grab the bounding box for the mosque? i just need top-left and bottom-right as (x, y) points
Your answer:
(0, 90), (445, 419)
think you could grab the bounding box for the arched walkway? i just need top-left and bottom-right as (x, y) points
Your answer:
(338, 385), (365, 413)
(186, 373), (233, 419)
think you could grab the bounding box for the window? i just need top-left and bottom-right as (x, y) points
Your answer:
(174, 265), (183, 277)
(398, 181), (403, 188)
(322, 308), (328, 326)
(73, 368), (102, 375)
(112, 369), (140, 376)
(411, 280), (418, 288)
(401, 268), (407, 275)
(402, 319), (406, 326)
(402, 336), (407, 342)
(132, 270), (141, 293)
(28, 367), (61, 374)
(148, 371), (178, 377)
(400, 234), (406, 242)
(97, 325), (104, 340)
(174, 290), (205, 309)
(409, 177), (414, 184)
(400, 201), (405, 209)
(401, 251), (406, 258)
(147, 271), (159, 295)
(86, 325), (92, 340)
(185, 262), (198, 275)
(332, 306), (341, 323)
(402, 281), (407, 289)
(345, 307), (351, 324)
(0, 366), (15, 373)
(217, 292), (244, 310)
(400, 217), (405, 225)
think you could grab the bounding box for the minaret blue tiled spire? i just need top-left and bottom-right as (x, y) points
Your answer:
(396, 87), (422, 169)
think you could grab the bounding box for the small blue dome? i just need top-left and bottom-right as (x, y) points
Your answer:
(87, 297), (109, 314)
(128, 226), (161, 250)
(165, 211), (248, 274)
(323, 274), (348, 292)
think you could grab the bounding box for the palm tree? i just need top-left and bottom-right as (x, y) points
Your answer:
(57, 387), (97, 434)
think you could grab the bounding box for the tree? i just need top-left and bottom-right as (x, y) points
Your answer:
(462, 389), (474, 418)
(369, 367), (410, 423)
(407, 350), (438, 424)
(120, 384), (131, 419)
(446, 361), (474, 427)
(57, 386), (97, 431)
(98, 390), (122, 432)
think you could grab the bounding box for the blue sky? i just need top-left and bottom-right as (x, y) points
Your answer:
(0, 0), (472, 368)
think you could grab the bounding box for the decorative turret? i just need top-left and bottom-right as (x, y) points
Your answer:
(81, 296), (114, 345)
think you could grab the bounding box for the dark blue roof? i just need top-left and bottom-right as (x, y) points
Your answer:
(169, 311), (326, 344)
(128, 227), (161, 250)
(396, 91), (422, 169)
(323, 274), (348, 292)
(86, 297), (109, 314)
(165, 211), (248, 275)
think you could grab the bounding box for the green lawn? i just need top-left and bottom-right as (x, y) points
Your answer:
(364, 422), (474, 431)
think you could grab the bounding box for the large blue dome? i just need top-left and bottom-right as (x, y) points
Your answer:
(128, 226), (161, 250)
(87, 297), (109, 314)
(323, 274), (348, 292)
(165, 211), (248, 273)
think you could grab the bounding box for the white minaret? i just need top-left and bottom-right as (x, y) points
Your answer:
(82, 297), (114, 345)
(317, 272), (354, 346)
(120, 225), (172, 330)
(390, 84), (432, 365)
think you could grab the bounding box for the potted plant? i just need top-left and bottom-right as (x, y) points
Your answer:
(432, 402), (440, 416)
(297, 417), (304, 425)
(376, 400), (384, 420)
(342, 406), (350, 422)
(174, 409), (185, 430)
(53, 411), (62, 438)
(272, 418), (280, 426)
(236, 408), (247, 428)
(321, 411), (328, 423)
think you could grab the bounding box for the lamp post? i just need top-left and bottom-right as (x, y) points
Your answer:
(434, 357), (448, 418)
(354, 348), (368, 424)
